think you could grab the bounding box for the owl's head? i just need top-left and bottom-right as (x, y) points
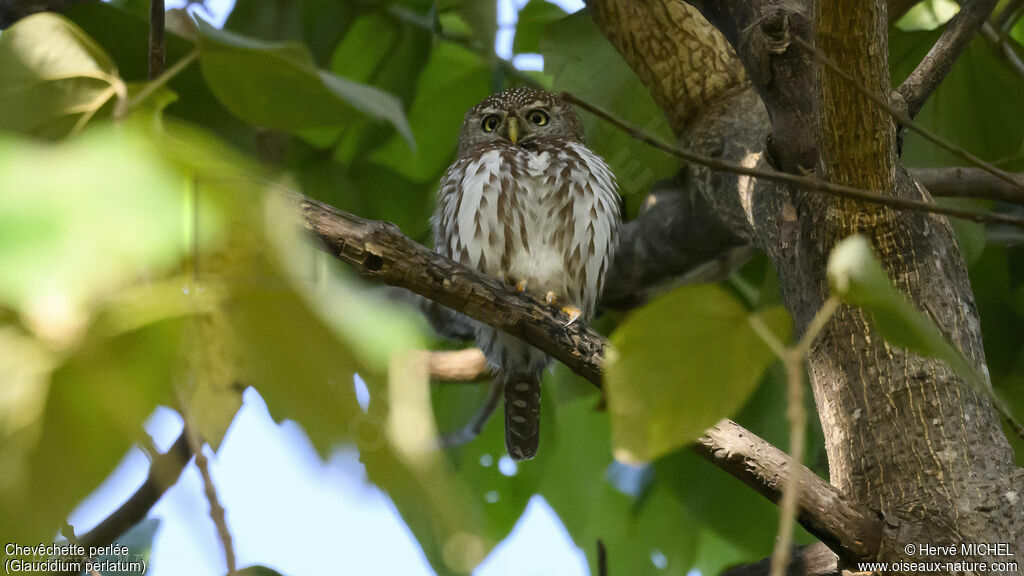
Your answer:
(457, 87), (584, 156)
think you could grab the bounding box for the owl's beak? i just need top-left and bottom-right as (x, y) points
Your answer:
(506, 117), (519, 145)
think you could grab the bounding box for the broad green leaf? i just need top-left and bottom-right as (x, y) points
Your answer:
(605, 286), (790, 463)
(196, 20), (414, 147)
(513, 0), (567, 55)
(0, 130), (187, 338)
(370, 42), (491, 183)
(0, 13), (125, 138)
(827, 235), (985, 386)
(541, 10), (680, 197)
(891, 31), (1024, 167)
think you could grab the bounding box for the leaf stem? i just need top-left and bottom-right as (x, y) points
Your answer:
(122, 49), (200, 118)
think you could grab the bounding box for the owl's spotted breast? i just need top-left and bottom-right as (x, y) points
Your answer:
(435, 139), (619, 317)
(433, 87), (620, 460)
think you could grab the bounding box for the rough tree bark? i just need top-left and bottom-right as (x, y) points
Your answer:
(586, 0), (1023, 573)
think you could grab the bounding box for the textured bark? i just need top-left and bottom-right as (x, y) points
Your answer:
(587, 0), (1024, 571)
(694, 419), (881, 563)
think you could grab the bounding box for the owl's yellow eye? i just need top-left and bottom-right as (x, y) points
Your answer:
(527, 109), (549, 126)
(481, 115), (500, 132)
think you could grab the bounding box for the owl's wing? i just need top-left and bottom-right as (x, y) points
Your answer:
(434, 149), (514, 275)
(563, 142), (621, 315)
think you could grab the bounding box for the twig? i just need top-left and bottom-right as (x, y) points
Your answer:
(898, 0), (998, 118)
(597, 539), (608, 576)
(559, 92), (1024, 228)
(768, 298), (839, 576)
(425, 349), (489, 382)
(979, 19), (1024, 79)
(911, 166), (1024, 203)
(187, 428), (237, 576)
(148, 0), (165, 79)
(296, 189), (883, 563)
(126, 49), (200, 115)
(693, 420), (880, 565)
(54, 432), (191, 576)
(790, 36), (1024, 195)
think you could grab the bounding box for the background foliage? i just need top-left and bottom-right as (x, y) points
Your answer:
(0, 0), (1022, 574)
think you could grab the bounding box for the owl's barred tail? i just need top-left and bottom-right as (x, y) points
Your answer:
(503, 373), (541, 461)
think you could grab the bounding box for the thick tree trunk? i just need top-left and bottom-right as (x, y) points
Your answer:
(586, 0), (1023, 571)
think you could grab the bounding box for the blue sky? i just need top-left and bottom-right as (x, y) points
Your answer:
(67, 1), (613, 575)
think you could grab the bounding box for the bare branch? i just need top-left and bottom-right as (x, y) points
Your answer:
(898, 0), (999, 118)
(188, 431), (237, 576)
(296, 190), (883, 563)
(912, 167), (1024, 203)
(55, 432), (191, 576)
(694, 420), (881, 565)
(560, 92), (1024, 228)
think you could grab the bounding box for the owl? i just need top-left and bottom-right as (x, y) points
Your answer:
(433, 87), (621, 460)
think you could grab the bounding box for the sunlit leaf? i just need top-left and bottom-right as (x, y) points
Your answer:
(0, 13), (125, 138)
(605, 286), (789, 463)
(0, 130), (187, 341)
(196, 20), (414, 147)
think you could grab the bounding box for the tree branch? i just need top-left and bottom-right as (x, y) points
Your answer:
(58, 431), (191, 576)
(912, 166), (1024, 204)
(296, 190), (883, 564)
(898, 0), (998, 118)
(721, 542), (838, 576)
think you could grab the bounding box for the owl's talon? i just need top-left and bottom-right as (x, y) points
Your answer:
(515, 279), (528, 293)
(561, 305), (582, 326)
(545, 291), (557, 306)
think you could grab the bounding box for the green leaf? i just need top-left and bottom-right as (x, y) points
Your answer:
(541, 10), (680, 196)
(370, 42), (491, 183)
(0, 13), (125, 138)
(513, 0), (567, 55)
(604, 286), (789, 463)
(827, 235), (985, 386)
(0, 129), (188, 330)
(196, 20), (414, 147)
